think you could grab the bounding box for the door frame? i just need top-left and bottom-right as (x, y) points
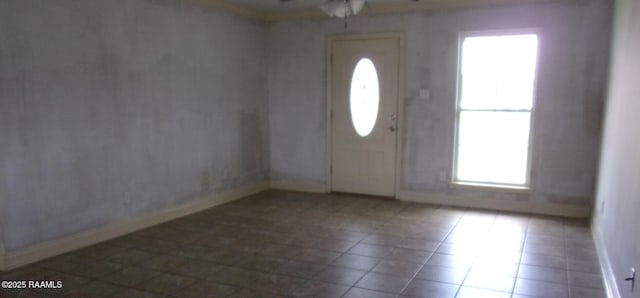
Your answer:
(326, 32), (405, 197)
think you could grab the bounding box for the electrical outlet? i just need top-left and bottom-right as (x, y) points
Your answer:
(222, 166), (231, 179)
(439, 169), (447, 182)
(201, 171), (210, 191)
(420, 88), (431, 100)
(123, 191), (131, 205)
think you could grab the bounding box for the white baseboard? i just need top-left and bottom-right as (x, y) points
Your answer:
(397, 190), (592, 218)
(592, 222), (621, 298)
(2, 181), (269, 271)
(269, 180), (328, 193)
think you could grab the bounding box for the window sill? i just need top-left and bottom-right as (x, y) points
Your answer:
(449, 181), (532, 194)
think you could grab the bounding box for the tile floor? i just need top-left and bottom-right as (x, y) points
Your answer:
(0, 190), (606, 297)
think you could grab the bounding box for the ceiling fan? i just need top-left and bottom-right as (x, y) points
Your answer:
(280, 0), (421, 28)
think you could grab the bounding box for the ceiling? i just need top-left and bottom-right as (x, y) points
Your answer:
(202, 0), (556, 21)
(229, 0), (396, 12)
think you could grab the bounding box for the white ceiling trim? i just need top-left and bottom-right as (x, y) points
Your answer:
(196, 0), (560, 22)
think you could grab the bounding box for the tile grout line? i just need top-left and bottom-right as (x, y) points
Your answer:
(389, 205), (469, 297)
(338, 200), (423, 297)
(3, 191), (601, 298)
(511, 212), (533, 297)
(451, 208), (499, 297)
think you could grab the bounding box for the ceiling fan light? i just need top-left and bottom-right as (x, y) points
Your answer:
(349, 0), (366, 15)
(320, 1), (339, 17)
(320, 0), (366, 18)
(333, 3), (352, 18)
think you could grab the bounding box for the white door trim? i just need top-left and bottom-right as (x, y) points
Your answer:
(591, 222), (621, 298)
(326, 32), (405, 197)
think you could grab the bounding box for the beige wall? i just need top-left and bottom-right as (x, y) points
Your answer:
(0, 0), (269, 252)
(268, 0), (612, 209)
(593, 0), (640, 297)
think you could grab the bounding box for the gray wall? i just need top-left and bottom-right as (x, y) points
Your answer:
(267, 0), (612, 206)
(0, 0), (269, 251)
(0, 0), (615, 255)
(593, 0), (640, 296)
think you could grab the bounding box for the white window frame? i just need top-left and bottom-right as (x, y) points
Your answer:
(451, 29), (540, 191)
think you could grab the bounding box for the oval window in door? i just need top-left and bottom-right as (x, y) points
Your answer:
(350, 58), (380, 137)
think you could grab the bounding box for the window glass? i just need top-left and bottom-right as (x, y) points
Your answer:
(350, 58), (380, 137)
(460, 35), (538, 110)
(455, 33), (538, 186)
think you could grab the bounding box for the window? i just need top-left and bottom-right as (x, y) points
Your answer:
(453, 32), (539, 188)
(350, 58), (380, 137)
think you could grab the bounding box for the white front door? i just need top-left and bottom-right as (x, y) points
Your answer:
(330, 36), (400, 197)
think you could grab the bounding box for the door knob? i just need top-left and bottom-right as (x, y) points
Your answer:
(389, 125), (396, 132)
(625, 267), (636, 291)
